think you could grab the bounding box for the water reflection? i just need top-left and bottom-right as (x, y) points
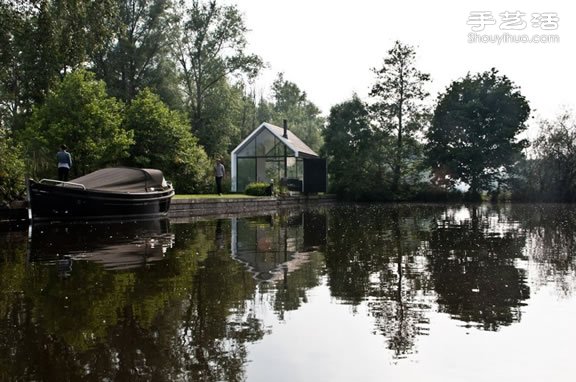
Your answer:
(229, 210), (327, 320)
(29, 219), (175, 271)
(511, 204), (576, 294)
(231, 211), (326, 282)
(0, 204), (575, 380)
(427, 205), (530, 330)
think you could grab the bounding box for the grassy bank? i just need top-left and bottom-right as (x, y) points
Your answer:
(173, 194), (258, 199)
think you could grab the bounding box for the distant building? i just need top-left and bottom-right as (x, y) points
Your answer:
(230, 121), (326, 193)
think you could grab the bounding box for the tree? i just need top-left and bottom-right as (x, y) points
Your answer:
(370, 41), (431, 193)
(0, 129), (26, 204)
(321, 95), (379, 199)
(0, 0), (117, 130)
(0, 2), (23, 129)
(174, 0), (263, 155)
(195, 77), (246, 158)
(90, 0), (177, 104)
(19, 69), (133, 178)
(268, 73), (324, 153)
(0, 1), (56, 129)
(124, 88), (212, 193)
(514, 111), (576, 202)
(426, 68), (530, 197)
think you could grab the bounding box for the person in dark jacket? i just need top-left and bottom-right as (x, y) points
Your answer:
(56, 145), (72, 181)
(214, 159), (225, 195)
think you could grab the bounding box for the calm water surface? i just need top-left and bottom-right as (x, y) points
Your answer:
(1, 204), (575, 381)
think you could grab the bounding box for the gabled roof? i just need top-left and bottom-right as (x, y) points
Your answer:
(232, 122), (319, 158)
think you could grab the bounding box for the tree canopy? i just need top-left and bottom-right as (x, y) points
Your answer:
(20, 69), (133, 178)
(4, 0), (571, 203)
(510, 111), (576, 202)
(426, 68), (530, 197)
(124, 88), (212, 193)
(321, 95), (375, 199)
(174, 0), (264, 157)
(267, 73), (325, 153)
(90, 0), (176, 104)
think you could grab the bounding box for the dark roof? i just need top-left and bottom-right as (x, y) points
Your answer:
(70, 168), (167, 192)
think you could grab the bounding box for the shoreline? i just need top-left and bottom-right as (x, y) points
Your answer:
(0, 194), (337, 228)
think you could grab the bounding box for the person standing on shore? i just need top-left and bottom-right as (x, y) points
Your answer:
(214, 158), (225, 195)
(57, 145), (72, 181)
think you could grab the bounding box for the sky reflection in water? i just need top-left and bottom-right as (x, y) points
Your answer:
(1, 204), (575, 381)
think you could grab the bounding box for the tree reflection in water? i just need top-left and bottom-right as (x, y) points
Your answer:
(1, 218), (267, 381)
(324, 203), (534, 357)
(324, 204), (438, 359)
(427, 204), (530, 330)
(0, 204), (575, 379)
(510, 204), (576, 295)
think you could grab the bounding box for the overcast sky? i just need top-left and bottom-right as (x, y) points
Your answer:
(229, 0), (574, 135)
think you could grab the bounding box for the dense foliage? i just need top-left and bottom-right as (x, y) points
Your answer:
(0, 1), (574, 203)
(322, 95), (378, 200)
(124, 89), (212, 193)
(510, 112), (576, 202)
(426, 68), (530, 198)
(19, 69), (133, 179)
(174, 0), (264, 157)
(0, 131), (26, 204)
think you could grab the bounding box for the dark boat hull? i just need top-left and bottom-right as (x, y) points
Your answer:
(28, 180), (174, 221)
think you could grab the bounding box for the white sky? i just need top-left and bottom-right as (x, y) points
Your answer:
(230, 0), (574, 135)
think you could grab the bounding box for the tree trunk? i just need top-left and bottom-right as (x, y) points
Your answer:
(469, 176), (481, 201)
(392, 100), (403, 194)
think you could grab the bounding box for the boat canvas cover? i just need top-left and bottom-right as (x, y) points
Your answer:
(69, 168), (167, 192)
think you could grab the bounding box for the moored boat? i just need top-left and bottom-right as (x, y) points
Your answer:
(27, 167), (175, 221)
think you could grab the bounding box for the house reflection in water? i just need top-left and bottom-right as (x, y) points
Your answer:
(230, 210), (326, 282)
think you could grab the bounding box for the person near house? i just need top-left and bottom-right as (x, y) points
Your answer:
(214, 158), (225, 195)
(57, 144), (72, 181)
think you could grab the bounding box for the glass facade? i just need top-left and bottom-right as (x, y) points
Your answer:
(235, 128), (303, 192)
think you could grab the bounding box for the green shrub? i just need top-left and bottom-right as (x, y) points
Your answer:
(245, 182), (272, 196)
(0, 133), (26, 205)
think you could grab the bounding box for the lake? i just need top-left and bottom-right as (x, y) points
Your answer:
(1, 203), (575, 381)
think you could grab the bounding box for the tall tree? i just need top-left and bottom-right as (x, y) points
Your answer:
(268, 73), (324, 152)
(369, 41), (431, 193)
(90, 0), (177, 104)
(0, 0), (116, 129)
(0, 4), (19, 130)
(427, 68), (530, 197)
(174, 0), (263, 156)
(321, 95), (378, 199)
(197, 77), (246, 158)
